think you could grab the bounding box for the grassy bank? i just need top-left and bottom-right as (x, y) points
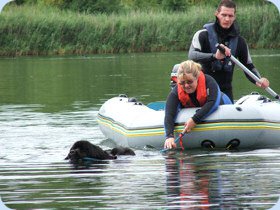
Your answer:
(0, 4), (279, 56)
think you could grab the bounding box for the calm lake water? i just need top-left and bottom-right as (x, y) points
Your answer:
(0, 50), (280, 209)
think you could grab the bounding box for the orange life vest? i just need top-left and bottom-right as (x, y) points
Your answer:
(177, 72), (207, 107)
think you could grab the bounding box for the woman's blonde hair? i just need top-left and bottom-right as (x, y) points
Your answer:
(177, 60), (202, 81)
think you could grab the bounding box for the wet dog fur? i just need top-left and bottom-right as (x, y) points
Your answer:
(65, 140), (135, 164)
(109, 147), (135, 156)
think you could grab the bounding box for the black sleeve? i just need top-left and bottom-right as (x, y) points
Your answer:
(164, 86), (180, 139)
(192, 75), (220, 124)
(236, 37), (261, 84)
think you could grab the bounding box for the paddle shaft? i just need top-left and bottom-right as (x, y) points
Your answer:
(216, 44), (280, 100)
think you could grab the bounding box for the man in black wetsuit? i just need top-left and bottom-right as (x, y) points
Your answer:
(188, 0), (269, 102)
(164, 60), (232, 149)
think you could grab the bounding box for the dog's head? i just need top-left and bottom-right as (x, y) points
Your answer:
(65, 148), (88, 163)
(65, 140), (117, 164)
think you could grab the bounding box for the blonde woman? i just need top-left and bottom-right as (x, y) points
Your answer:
(164, 60), (232, 149)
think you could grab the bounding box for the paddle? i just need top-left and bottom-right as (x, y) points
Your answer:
(216, 43), (280, 100)
(160, 127), (187, 153)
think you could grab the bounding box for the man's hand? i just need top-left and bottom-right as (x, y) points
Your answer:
(256, 77), (270, 88)
(215, 44), (231, 59)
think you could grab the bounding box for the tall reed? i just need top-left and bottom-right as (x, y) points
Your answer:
(0, 4), (278, 56)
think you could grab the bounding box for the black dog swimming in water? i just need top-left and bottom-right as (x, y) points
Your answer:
(65, 140), (135, 164)
(109, 147), (136, 156)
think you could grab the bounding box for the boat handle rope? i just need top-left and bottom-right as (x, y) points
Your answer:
(161, 129), (187, 153)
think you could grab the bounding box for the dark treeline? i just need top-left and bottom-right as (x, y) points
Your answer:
(14, 0), (266, 14)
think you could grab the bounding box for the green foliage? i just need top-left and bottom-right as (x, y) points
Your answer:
(162, 0), (187, 11)
(60, 0), (122, 14)
(0, 3), (278, 56)
(14, 0), (267, 13)
(237, 4), (280, 48)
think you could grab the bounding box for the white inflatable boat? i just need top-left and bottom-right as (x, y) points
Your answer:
(97, 93), (280, 150)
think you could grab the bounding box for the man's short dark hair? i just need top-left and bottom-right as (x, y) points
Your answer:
(217, 0), (237, 13)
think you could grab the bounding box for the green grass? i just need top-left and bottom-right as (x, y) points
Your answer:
(0, 4), (279, 56)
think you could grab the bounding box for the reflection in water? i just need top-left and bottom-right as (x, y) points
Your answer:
(165, 153), (215, 209)
(1, 143), (280, 209)
(164, 150), (280, 209)
(0, 52), (280, 209)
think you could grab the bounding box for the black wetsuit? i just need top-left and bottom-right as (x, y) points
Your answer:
(188, 20), (261, 102)
(164, 74), (231, 139)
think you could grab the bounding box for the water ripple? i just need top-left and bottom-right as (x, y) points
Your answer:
(1, 105), (280, 209)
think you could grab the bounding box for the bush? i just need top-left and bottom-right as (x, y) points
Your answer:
(0, 2), (278, 56)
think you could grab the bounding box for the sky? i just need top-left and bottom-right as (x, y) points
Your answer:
(0, 0), (14, 13)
